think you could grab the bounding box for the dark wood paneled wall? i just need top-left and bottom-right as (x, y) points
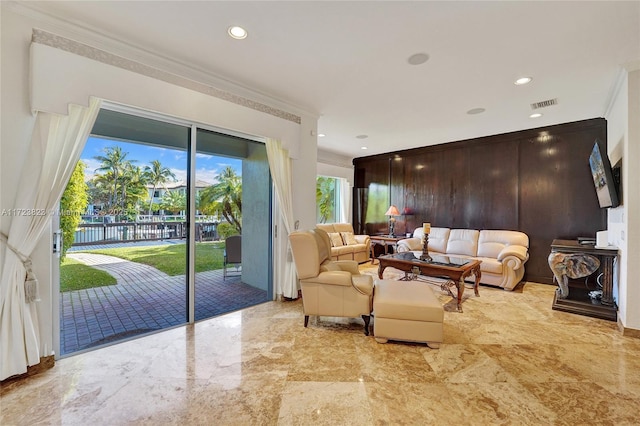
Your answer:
(353, 118), (608, 284)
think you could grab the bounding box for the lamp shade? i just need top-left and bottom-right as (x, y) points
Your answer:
(385, 205), (400, 216)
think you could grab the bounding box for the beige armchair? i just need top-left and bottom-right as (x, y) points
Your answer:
(288, 228), (374, 335)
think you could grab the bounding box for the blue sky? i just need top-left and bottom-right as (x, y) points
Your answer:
(81, 137), (242, 184)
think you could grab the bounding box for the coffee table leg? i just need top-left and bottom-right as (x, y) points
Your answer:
(473, 266), (481, 297)
(457, 277), (464, 312)
(440, 279), (463, 312)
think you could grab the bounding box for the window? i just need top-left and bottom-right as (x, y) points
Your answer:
(316, 176), (340, 223)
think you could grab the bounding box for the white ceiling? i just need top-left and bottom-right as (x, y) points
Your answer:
(23, 1), (640, 159)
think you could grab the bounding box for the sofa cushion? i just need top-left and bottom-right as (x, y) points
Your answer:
(427, 227), (450, 254)
(328, 232), (344, 247)
(476, 257), (503, 274)
(316, 223), (336, 233)
(409, 227), (450, 254)
(477, 230), (529, 258)
(446, 229), (480, 257)
(334, 245), (354, 256)
(332, 223), (355, 233)
(349, 243), (368, 252)
(341, 232), (358, 245)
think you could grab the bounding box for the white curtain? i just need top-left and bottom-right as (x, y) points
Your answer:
(265, 138), (298, 299)
(339, 178), (351, 223)
(0, 97), (102, 380)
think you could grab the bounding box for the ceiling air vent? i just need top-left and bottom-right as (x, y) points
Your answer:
(530, 98), (558, 110)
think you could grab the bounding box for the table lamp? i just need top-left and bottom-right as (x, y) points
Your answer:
(385, 205), (400, 236)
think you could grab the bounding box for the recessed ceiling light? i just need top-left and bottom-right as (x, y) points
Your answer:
(228, 26), (247, 40)
(530, 113), (543, 118)
(361, 146), (368, 150)
(318, 133), (325, 138)
(356, 134), (368, 139)
(407, 53), (430, 66)
(467, 108), (485, 115)
(514, 77), (532, 85)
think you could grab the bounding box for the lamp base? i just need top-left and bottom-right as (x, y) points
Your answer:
(420, 233), (431, 261)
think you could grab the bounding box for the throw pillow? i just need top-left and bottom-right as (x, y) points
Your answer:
(341, 232), (358, 245)
(328, 232), (344, 247)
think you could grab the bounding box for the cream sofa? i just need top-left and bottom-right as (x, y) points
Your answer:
(315, 223), (371, 263)
(396, 227), (529, 290)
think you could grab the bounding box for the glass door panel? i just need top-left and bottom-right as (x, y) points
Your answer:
(59, 109), (189, 355)
(194, 129), (271, 321)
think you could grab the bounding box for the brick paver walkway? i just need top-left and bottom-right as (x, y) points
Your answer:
(61, 251), (268, 355)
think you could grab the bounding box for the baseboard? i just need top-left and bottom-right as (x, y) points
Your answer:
(524, 274), (554, 285)
(0, 355), (55, 385)
(617, 318), (640, 338)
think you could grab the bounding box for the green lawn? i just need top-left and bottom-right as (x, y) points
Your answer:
(60, 257), (117, 292)
(83, 242), (225, 276)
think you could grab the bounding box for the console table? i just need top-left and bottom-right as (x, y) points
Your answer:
(549, 239), (618, 321)
(369, 235), (404, 264)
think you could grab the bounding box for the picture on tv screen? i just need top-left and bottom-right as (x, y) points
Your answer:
(589, 140), (619, 208)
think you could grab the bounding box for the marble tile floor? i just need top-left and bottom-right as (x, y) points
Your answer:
(2, 268), (640, 425)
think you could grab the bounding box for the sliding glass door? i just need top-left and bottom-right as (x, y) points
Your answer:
(58, 107), (272, 356)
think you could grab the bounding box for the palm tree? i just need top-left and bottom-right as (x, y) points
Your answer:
(88, 172), (114, 209)
(93, 146), (134, 209)
(160, 190), (187, 215)
(144, 160), (176, 215)
(199, 166), (242, 233)
(316, 176), (336, 223)
(120, 163), (148, 217)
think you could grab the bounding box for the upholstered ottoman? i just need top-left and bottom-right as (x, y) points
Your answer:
(373, 280), (444, 348)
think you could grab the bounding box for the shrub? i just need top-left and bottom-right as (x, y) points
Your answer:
(60, 161), (88, 258)
(217, 222), (239, 240)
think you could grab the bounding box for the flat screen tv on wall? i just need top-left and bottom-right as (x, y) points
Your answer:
(588, 139), (619, 209)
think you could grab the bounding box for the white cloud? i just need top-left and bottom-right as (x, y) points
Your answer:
(169, 168), (187, 183)
(195, 168), (220, 185)
(81, 158), (103, 181)
(196, 153), (213, 159)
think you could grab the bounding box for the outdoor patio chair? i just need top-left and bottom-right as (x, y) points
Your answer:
(223, 235), (242, 279)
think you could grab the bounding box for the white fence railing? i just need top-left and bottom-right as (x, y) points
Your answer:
(82, 214), (219, 224)
(73, 221), (221, 246)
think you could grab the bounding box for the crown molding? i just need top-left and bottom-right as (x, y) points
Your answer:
(317, 149), (353, 169)
(624, 60), (640, 72)
(604, 68), (627, 119)
(7, 1), (319, 120)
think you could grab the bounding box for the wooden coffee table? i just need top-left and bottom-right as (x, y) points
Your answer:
(378, 252), (481, 312)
